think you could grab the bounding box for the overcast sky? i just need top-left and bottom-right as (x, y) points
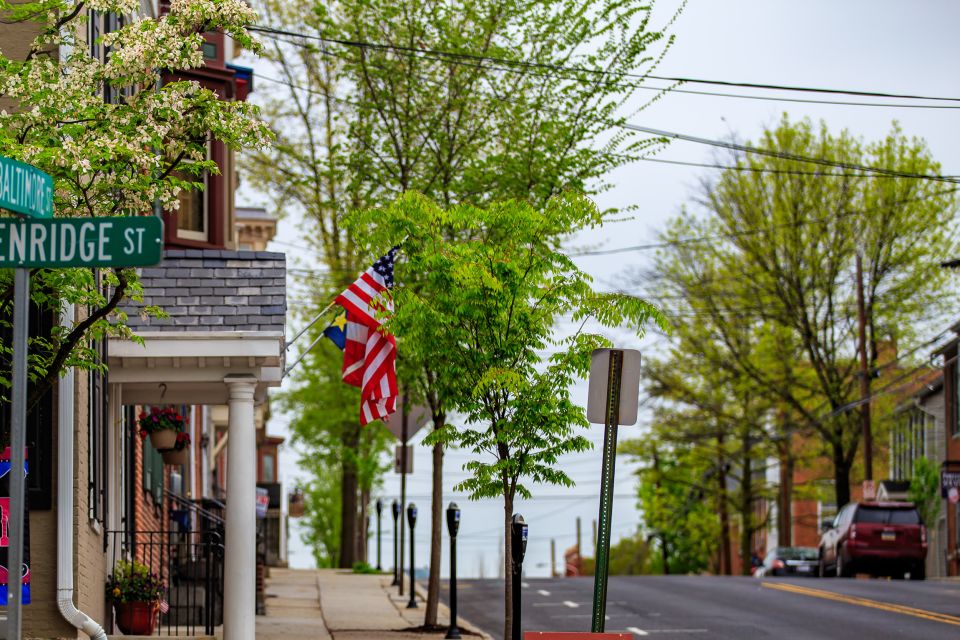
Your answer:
(243, 0), (960, 575)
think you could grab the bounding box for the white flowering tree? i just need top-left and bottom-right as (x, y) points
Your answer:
(0, 0), (271, 409)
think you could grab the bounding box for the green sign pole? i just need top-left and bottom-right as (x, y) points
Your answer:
(591, 349), (623, 633)
(7, 267), (29, 640)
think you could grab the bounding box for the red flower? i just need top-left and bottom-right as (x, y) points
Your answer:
(139, 430), (148, 439)
(138, 412), (146, 420)
(150, 406), (159, 414)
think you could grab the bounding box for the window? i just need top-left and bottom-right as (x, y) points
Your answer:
(262, 453), (275, 483)
(202, 42), (218, 59)
(175, 143), (210, 242)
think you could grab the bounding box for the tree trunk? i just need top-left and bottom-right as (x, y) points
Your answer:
(358, 487), (370, 564)
(778, 437), (794, 547)
(739, 431), (753, 576)
(503, 493), (514, 640)
(339, 423), (360, 568)
(833, 441), (851, 509)
(425, 436), (444, 626)
(717, 438), (732, 575)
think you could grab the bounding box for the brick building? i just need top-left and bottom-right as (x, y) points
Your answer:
(1, 3), (288, 639)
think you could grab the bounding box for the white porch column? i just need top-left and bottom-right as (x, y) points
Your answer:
(223, 375), (258, 640)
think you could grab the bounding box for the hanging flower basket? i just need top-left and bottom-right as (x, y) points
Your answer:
(137, 406), (188, 450)
(161, 447), (189, 466)
(161, 432), (191, 466)
(288, 489), (305, 517)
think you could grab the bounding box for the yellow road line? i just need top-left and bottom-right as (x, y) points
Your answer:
(762, 581), (960, 627)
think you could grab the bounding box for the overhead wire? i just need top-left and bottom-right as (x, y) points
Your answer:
(249, 25), (960, 105)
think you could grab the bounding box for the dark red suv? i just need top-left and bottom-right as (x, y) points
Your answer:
(818, 501), (927, 579)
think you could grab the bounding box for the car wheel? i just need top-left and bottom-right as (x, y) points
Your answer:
(819, 550), (831, 578)
(910, 563), (926, 581)
(836, 550), (852, 578)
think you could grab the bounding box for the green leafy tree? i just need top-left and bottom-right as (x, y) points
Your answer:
(0, 0), (269, 411)
(246, 0), (682, 612)
(641, 116), (959, 509)
(349, 192), (664, 640)
(909, 456), (941, 529)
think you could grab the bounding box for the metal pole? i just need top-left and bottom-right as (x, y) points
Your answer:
(446, 535), (460, 639)
(391, 501), (400, 586)
(407, 504), (417, 609)
(855, 252), (873, 481)
(550, 539), (556, 578)
(591, 349), (623, 633)
(376, 499), (383, 571)
(399, 403), (408, 596)
(7, 267), (29, 640)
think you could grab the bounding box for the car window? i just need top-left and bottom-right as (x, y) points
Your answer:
(780, 547), (818, 561)
(854, 506), (920, 525)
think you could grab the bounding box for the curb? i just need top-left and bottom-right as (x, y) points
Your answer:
(414, 582), (494, 640)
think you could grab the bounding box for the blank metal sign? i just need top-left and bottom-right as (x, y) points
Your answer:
(586, 348), (641, 426)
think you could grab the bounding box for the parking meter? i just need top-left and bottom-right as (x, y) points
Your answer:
(445, 503), (462, 639)
(511, 513), (527, 640)
(391, 500), (400, 585)
(447, 502), (460, 537)
(406, 503), (418, 609)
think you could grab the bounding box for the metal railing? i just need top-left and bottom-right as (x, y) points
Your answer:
(106, 495), (225, 636)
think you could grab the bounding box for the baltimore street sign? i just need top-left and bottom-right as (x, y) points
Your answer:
(0, 156), (53, 219)
(0, 216), (163, 268)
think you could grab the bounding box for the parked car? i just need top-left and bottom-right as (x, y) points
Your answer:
(756, 547), (819, 577)
(818, 501), (927, 579)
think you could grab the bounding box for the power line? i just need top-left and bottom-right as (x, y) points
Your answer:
(253, 45), (960, 186)
(249, 25), (960, 105)
(639, 156), (960, 179)
(622, 125), (960, 184)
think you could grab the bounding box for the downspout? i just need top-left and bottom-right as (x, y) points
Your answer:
(57, 303), (109, 640)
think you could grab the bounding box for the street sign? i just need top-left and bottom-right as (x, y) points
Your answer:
(256, 487), (269, 519)
(940, 465), (960, 498)
(862, 479), (877, 501)
(394, 445), (412, 474)
(587, 349), (641, 425)
(386, 398), (431, 442)
(0, 156), (53, 219)
(0, 216), (162, 268)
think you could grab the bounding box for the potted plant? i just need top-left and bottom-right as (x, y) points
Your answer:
(288, 488), (306, 517)
(137, 406), (187, 450)
(160, 431), (191, 466)
(105, 560), (165, 635)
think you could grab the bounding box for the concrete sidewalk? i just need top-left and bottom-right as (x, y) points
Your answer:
(256, 567), (492, 640)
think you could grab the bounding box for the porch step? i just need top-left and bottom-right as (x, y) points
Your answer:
(119, 636), (214, 639)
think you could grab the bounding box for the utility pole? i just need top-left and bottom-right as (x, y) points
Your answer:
(576, 517), (582, 561)
(856, 252), (873, 481)
(550, 539), (556, 577)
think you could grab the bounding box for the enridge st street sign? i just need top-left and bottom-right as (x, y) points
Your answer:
(0, 216), (163, 268)
(0, 156), (53, 219)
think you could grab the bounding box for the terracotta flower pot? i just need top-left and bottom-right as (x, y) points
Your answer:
(161, 446), (189, 466)
(288, 499), (305, 518)
(114, 601), (158, 635)
(149, 429), (178, 450)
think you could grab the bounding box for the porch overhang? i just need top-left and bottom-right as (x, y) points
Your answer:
(108, 331), (284, 405)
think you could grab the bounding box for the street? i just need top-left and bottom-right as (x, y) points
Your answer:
(442, 576), (960, 639)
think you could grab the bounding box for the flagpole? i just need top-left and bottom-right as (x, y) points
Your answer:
(283, 330), (330, 379)
(285, 299), (337, 351)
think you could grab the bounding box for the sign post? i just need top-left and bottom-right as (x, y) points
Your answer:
(586, 348), (641, 634)
(1, 154), (52, 640)
(0, 155), (163, 640)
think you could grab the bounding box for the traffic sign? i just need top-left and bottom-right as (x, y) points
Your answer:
(587, 348), (641, 425)
(385, 398), (431, 442)
(0, 156), (53, 219)
(0, 216), (162, 268)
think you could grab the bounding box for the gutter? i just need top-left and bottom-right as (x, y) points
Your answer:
(57, 303), (108, 640)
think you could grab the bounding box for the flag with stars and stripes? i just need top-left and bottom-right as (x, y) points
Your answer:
(335, 248), (399, 425)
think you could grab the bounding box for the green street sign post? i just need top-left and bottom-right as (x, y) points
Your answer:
(586, 348), (641, 634)
(0, 156), (53, 219)
(0, 154), (162, 640)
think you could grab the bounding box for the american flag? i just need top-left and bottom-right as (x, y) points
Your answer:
(335, 248), (399, 425)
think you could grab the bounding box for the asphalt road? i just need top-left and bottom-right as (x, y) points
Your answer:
(439, 575), (960, 639)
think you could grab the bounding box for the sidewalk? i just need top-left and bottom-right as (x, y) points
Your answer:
(256, 567), (492, 640)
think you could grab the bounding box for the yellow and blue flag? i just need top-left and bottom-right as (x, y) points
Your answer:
(323, 312), (347, 351)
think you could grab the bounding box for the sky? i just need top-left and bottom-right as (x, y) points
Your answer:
(239, 0), (960, 576)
